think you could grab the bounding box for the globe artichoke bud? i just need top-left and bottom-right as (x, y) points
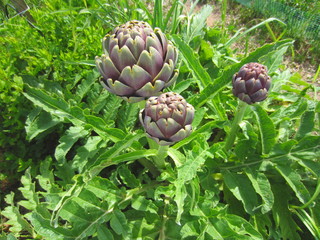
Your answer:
(139, 92), (195, 146)
(95, 20), (179, 103)
(232, 62), (271, 104)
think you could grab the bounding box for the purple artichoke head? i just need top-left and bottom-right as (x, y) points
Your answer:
(95, 20), (179, 103)
(232, 62), (271, 104)
(139, 92), (195, 146)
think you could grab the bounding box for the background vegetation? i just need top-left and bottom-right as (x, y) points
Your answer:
(0, 0), (319, 239)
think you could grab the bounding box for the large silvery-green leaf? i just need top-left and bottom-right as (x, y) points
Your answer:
(223, 170), (259, 215)
(245, 168), (274, 214)
(275, 163), (311, 204)
(272, 184), (301, 240)
(252, 105), (276, 155)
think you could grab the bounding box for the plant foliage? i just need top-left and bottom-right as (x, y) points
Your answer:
(1, 0), (319, 239)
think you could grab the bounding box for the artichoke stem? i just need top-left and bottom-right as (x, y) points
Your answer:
(137, 158), (159, 177)
(154, 145), (169, 169)
(224, 100), (247, 153)
(147, 138), (169, 169)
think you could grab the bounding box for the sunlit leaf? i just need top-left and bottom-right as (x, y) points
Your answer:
(251, 105), (276, 155)
(223, 170), (259, 215)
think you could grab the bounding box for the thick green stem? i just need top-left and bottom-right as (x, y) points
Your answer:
(153, 145), (169, 169)
(137, 158), (159, 178)
(147, 138), (169, 170)
(224, 100), (248, 152)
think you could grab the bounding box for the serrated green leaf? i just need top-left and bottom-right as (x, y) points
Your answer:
(223, 170), (258, 215)
(110, 209), (130, 237)
(192, 107), (207, 128)
(296, 158), (320, 177)
(173, 121), (222, 149)
(85, 177), (122, 204)
(270, 140), (297, 156)
(18, 168), (38, 210)
(245, 168), (274, 214)
(23, 85), (125, 142)
(235, 121), (259, 161)
(167, 148), (186, 167)
(174, 141), (212, 223)
(172, 34), (211, 90)
(275, 163), (311, 204)
(102, 93), (123, 124)
(174, 142), (211, 224)
(270, 98), (308, 124)
(272, 184), (301, 240)
(289, 74), (311, 87)
(118, 165), (140, 188)
(130, 218), (158, 239)
(252, 105), (276, 155)
(29, 212), (75, 240)
(180, 221), (200, 238)
(97, 225), (114, 240)
(176, 147), (208, 183)
(173, 183), (187, 224)
(90, 89), (110, 114)
(295, 111), (315, 140)
(75, 71), (98, 100)
(202, 211), (263, 239)
(131, 196), (158, 214)
(2, 193), (34, 236)
(171, 78), (193, 94)
(72, 136), (104, 173)
(222, 214), (263, 240)
(113, 149), (157, 163)
(259, 44), (289, 74)
(36, 157), (56, 193)
(83, 111), (125, 141)
(54, 126), (89, 164)
(23, 85), (70, 114)
(291, 136), (320, 161)
(116, 101), (139, 132)
(25, 108), (61, 140)
(88, 133), (145, 177)
(183, 5), (213, 43)
(58, 195), (112, 239)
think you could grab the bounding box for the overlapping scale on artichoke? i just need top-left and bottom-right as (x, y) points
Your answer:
(96, 20), (179, 102)
(139, 92), (194, 145)
(232, 62), (271, 104)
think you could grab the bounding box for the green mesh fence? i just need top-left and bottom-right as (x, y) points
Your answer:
(233, 0), (320, 42)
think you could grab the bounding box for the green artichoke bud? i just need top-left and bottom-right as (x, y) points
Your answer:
(95, 20), (179, 103)
(232, 62), (271, 104)
(139, 92), (195, 146)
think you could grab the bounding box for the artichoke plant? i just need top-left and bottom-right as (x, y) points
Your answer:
(95, 20), (179, 102)
(139, 92), (195, 146)
(232, 62), (271, 104)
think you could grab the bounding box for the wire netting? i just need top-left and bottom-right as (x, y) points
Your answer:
(233, 0), (320, 42)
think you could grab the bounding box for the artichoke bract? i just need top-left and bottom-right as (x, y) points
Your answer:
(232, 62), (271, 104)
(95, 20), (179, 103)
(139, 92), (195, 146)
